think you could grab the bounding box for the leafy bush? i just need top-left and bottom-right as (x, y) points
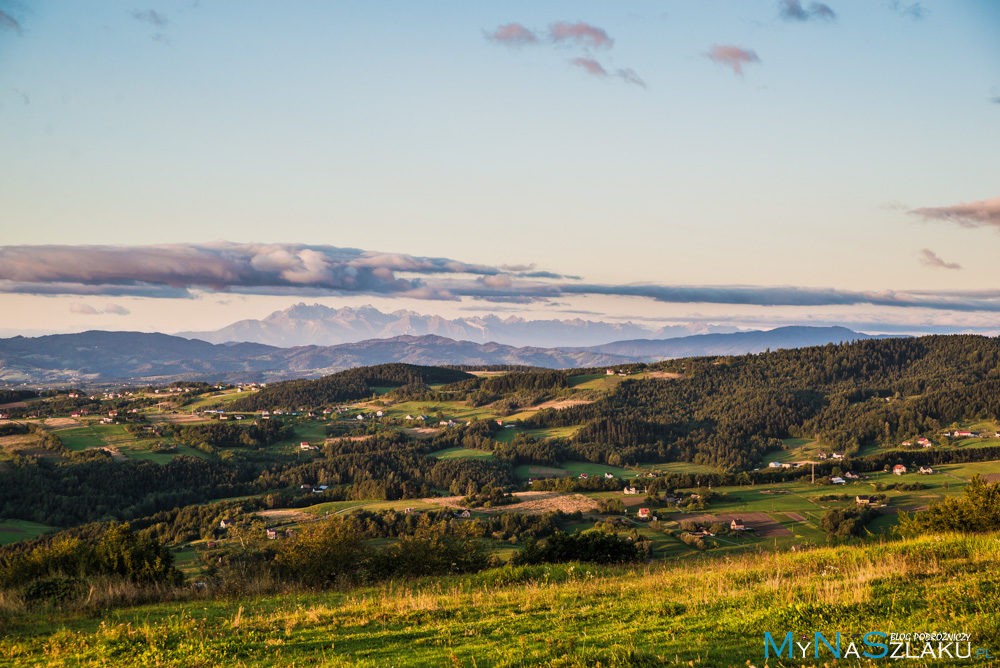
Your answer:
(512, 531), (646, 566)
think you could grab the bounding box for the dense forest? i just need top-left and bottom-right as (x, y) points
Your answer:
(521, 335), (1000, 470)
(229, 363), (473, 411)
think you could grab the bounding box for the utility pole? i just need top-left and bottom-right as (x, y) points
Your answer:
(812, 462), (815, 484)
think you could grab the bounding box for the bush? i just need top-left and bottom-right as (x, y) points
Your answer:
(512, 531), (646, 566)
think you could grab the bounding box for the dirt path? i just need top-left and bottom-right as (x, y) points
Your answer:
(531, 398), (594, 411)
(256, 509), (312, 521)
(402, 427), (438, 438)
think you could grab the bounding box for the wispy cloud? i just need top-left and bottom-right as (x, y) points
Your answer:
(887, 1), (927, 20)
(616, 68), (646, 88)
(571, 57), (608, 77)
(131, 9), (168, 27)
(485, 23), (539, 47)
(69, 303), (131, 316)
(0, 9), (22, 35)
(488, 19), (642, 88)
(104, 303), (131, 315)
(779, 0), (837, 21)
(706, 45), (761, 76)
(907, 196), (1000, 230)
(919, 249), (961, 270)
(991, 96), (1000, 105)
(548, 21), (613, 49)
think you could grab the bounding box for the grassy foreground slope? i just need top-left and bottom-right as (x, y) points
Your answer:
(3, 533), (1000, 667)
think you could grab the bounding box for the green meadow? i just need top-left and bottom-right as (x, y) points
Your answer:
(3, 532), (999, 667)
(0, 519), (54, 546)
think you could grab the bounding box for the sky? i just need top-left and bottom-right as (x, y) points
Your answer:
(1, 0), (999, 337)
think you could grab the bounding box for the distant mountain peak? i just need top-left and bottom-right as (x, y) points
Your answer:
(177, 303), (742, 349)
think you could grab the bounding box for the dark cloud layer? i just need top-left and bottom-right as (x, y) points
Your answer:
(4, 242), (1000, 314)
(0, 243), (501, 300)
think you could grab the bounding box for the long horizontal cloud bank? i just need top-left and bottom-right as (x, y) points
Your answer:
(3, 242), (1000, 313)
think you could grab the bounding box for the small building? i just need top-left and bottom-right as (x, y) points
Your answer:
(832, 452), (844, 460)
(856, 495), (873, 505)
(604, 472), (614, 479)
(830, 476), (846, 485)
(300, 483), (312, 489)
(376, 410), (384, 417)
(606, 369), (616, 376)
(844, 471), (860, 480)
(901, 441), (912, 447)
(266, 529), (278, 540)
(919, 466), (934, 474)
(768, 461), (782, 468)
(579, 473), (589, 480)
(456, 509), (471, 519)
(817, 452), (828, 460)
(623, 486), (638, 495)
(219, 518), (234, 529)
(637, 508), (651, 520)
(893, 464), (907, 476)
(730, 518), (747, 531)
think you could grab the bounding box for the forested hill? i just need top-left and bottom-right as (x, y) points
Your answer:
(228, 364), (474, 411)
(522, 335), (1000, 470)
(577, 325), (890, 358)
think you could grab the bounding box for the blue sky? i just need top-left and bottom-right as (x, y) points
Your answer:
(1, 1), (999, 336)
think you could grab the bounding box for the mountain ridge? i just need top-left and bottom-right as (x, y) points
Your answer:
(0, 326), (887, 385)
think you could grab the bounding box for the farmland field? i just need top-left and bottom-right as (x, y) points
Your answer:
(428, 447), (494, 460)
(0, 519), (54, 546)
